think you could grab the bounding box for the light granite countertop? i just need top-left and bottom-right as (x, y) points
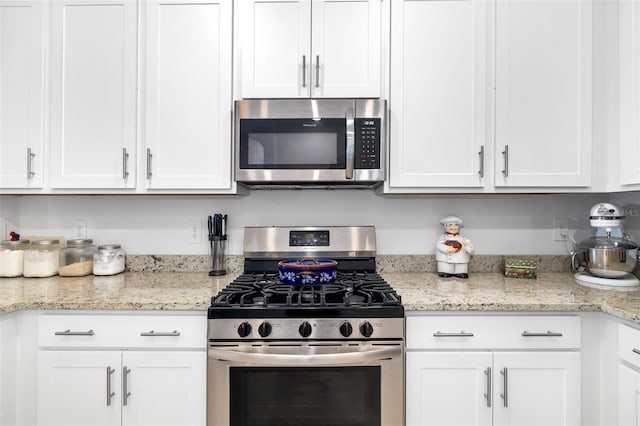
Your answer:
(2, 272), (640, 324)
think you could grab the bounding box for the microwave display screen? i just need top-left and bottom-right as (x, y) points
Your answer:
(239, 118), (346, 169)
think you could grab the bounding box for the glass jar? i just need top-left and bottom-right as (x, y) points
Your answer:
(23, 239), (61, 278)
(59, 239), (97, 277)
(93, 244), (126, 276)
(0, 240), (31, 277)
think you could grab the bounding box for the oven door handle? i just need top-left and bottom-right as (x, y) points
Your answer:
(208, 345), (401, 366)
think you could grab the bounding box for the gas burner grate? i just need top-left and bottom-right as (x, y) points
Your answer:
(211, 271), (401, 309)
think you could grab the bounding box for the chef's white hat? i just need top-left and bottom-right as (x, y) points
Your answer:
(440, 216), (464, 227)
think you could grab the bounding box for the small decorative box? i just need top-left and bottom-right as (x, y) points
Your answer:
(503, 258), (537, 279)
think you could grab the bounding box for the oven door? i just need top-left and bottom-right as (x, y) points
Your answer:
(207, 341), (404, 426)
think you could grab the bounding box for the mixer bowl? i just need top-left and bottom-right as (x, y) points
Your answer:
(571, 237), (639, 278)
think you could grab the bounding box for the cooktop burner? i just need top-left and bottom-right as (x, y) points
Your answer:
(212, 271), (401, 308)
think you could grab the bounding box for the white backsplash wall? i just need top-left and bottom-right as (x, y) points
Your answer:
(0, 192), (611, 255)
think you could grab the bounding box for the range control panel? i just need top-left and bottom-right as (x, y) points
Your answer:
(354, 118), (381, 169)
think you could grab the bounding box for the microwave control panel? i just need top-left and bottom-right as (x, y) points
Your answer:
(354, 118), (381, 169)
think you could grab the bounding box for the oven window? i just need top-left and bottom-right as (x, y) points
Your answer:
(239, 118), (346, 169)
(230, 366), (381, 426)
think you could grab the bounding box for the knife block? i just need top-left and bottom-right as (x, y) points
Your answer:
(208, 236), (227, 276)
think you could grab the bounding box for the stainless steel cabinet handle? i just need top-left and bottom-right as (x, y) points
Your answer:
(521, 330), (563, 337)
(315, 55), (320, 88)
(433, 331), (474, 337)
(106, 367), (115, 406)
(478, 145), (485, 177)
(484, 367), (492, 408)
(54, 329), (95, 336)
(632, 348), (640, 356)
(122, 366), (131, 406)
(302, 55), (307, 88)
(345, 109), (355, 180)
(27, 148), (36, 179)
(502, 145), (509, 177)
(140, 330), (180, 337)
(122, 148), (129, 179)
(500, 368), (508, 407)
(146, 148), (152, 179)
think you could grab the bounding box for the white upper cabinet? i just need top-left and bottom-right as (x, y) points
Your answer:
(0, 0), (45, 189)
(143, 0), (232, 190)
(49, 0), (137, 189)
(494, 0), (592, 188)
(388, 0), (488, 188)
(619, 0), (640, 186)
(239, 0), (381, 98)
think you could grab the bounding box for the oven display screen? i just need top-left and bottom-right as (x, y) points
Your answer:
(230, 366), (381, 426)
(289, 230), (330, 247)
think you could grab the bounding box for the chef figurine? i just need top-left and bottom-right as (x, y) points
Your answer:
(435, 216), (474, 278)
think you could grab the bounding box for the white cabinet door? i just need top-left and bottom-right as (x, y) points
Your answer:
(388, 0), (488, 188)
(620, 363), (640, 426)
(239, 0), (311, 98)
(311, 0), (380, 98)
(143, 0), (232, 190)
(37, 351), (122, 426)
(0, 0), (45, 189)
(49, 0), (137, 189)
(619, 0), (640, 185)
(494, 0), (592, 188)
(493, 352), (580, 426)
(406, 351), (493, 426)
(239, 0), (380, 99)
(121, 351), (206, 426)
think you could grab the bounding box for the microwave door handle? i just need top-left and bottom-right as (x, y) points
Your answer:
(345, 109), (355, 180)
(208, 345), (400, 366)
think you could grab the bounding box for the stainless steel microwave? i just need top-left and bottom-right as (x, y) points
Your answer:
(234, 99), (386, 188)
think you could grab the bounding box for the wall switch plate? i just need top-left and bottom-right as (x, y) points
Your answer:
(553, 218), (569, 241)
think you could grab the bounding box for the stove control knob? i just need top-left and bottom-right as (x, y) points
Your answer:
(299, 321), (312, 338)
(359, 321), (374, 338)
(339, 321), (353, 337)
(237, 322), (252, 338)
(258, 321), (273, 338)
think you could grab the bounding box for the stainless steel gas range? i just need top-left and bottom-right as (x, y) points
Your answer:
(207, 226), (404, 426)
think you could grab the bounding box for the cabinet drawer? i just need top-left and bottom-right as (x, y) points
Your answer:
(38, 314), (206, 349)
(407, 315), (580, 350)
(619, 323), (640, 368)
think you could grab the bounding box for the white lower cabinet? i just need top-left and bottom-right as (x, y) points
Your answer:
(36, 313), (206, 426)
(406, 315), (581, 426)
(618, 323), (640, 426)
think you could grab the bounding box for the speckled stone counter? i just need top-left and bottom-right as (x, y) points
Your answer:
(2, 271), (640, 325)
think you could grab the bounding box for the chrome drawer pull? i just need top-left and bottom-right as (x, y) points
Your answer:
(140, 330), (180, 337)
(500, 368), (508, 407)
(54, 329), (95, 336)
(106, 367), (115, 406)
(484, 367), (492, 408)
(521, 330), (563, 337)
(632, 348), (640, 356)
(433, 331), (474, 337)
(123, 366), (131, 406)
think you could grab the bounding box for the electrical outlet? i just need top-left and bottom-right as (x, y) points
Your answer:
(553, 218), (569, 241)
(73, 220), (87, 239)
(188, 221), (202, 244)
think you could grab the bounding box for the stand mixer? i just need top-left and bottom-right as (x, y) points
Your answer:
(572, 203), (640, 288)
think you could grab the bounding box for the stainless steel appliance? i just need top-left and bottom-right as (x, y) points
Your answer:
(571, 203), (640, 288)
(207, 226), (404, 426)
(235, 99), (386, 188)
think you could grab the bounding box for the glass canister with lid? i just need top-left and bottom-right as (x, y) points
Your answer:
(59, 239), (98, 277)
(0, 240), (31, 277)
(93, 244), (126, 276)
(23, 239), (61, 277)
